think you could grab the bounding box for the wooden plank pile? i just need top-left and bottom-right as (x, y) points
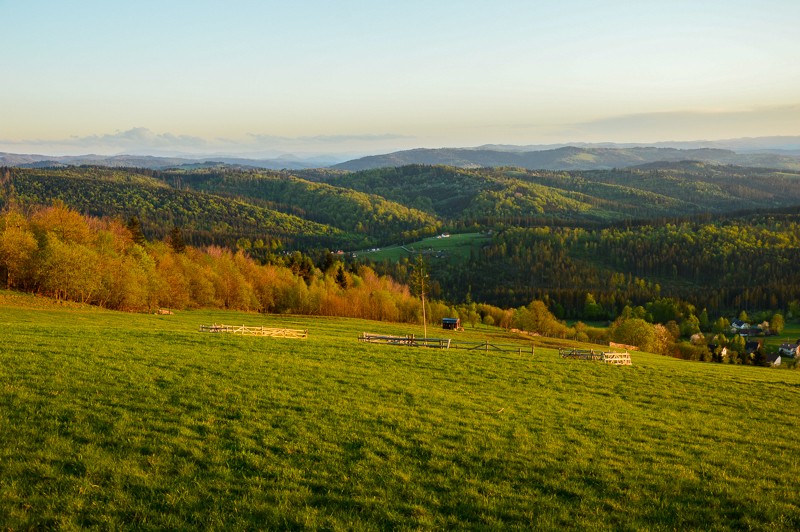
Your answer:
(602, 352), (632, 365)
(199, 324), (308, 338)
(559, 347), (632, 365)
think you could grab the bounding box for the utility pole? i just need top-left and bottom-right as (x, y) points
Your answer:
(411, 254), (429, 338)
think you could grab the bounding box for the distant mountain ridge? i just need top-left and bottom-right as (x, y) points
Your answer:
(475, 135), (800, 154)
(3, 135), (800, 171)
(0, 152), (339, 171)
(332, 146), (800, 171)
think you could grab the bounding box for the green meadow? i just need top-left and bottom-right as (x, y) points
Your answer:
(1, 291), (799, 529)
(354, 232), (491, 263)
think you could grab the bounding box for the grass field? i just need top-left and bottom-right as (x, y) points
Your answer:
(353, 232), (491, 263)
(1, 291), (799, 529)
(763, 321), (800, 352)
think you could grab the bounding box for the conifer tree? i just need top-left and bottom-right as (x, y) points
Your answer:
(169, 227), (186, 254)
(127, 216), (146, 247)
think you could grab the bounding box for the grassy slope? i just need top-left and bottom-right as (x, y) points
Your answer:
(1, 293), (799, 529)
(354, 232), (491, 263)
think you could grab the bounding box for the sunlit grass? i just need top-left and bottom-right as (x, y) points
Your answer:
(1, 296), (799, 529)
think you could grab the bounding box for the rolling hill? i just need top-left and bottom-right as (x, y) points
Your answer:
(1, 167), (352, 248)
(2, 161), (800, 317)
(332, 146), (800, 171)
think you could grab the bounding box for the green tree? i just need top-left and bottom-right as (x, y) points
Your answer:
(583, 293), (605, 320)
(169, 227), (186, 254)
(665, 320), (681, 340)
(712, 317), (730, 334)
(286, 251), (315, 285)
(127, 216), (147, 246)
(335, 265), (349, 289)
(729, 335), (746, 361)
(698, 308), (710, 331)
(518, 300), (567, 337)
(647, 298), (682, 324)
(680, 314), (701, 337)
(771, 313), (785, 335)
(610, 318), (657, 352)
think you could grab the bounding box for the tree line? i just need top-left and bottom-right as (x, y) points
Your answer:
(402, 216), (800, 318)
(0, 203), (424, 321)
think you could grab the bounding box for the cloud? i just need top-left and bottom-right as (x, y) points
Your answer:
(301, 133), (414, 143)
(569, 105), (800, 143)
(0, 127), (212, 156)
(0, 128), (419, 157)
(76, 128), (213, 149)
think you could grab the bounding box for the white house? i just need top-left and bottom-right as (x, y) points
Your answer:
(777, 343), (800, 357)
(766, 353), (782, 367)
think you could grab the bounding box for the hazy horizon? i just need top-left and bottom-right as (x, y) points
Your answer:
(2, 1), (799, 157)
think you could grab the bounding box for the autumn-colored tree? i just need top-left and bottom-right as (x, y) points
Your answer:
(31, 202), (92, 244)
(0, 211), (37, 289)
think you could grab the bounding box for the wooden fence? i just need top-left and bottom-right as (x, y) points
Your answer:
(358, 333), (534, 355)
(199, 324), (308, 338)
(559, 347), (631, 365)
(559, 348), (604, 361)
(358, 333), (450, 348)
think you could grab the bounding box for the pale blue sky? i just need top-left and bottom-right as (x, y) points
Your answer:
(2, 0), (799, 156)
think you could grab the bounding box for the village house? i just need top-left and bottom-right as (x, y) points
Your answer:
(729, 319), (762, 337)
(777, 342), (800, 358)
(765, 353), (782, 367)
(730, 319), (750, 332)
(743, 340), (762, 355)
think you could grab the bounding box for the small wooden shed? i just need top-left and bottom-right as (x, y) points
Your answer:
(442, 317), (461, 330)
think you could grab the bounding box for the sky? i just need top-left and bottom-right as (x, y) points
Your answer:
(1, 0), (799, 157)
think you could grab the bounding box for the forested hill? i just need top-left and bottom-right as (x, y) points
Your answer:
(0, 167), (352, 249)
(327, 164), (800, 224)
(146, 167), (440, 241)
(2, 162), (800, 317)
(332, 146), (800, 171)
(3, 164), (800, 249)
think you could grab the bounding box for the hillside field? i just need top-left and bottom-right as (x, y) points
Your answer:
(1, 292), (799, 529)
(354, 232), (491, 263)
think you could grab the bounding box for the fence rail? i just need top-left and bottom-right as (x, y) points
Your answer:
(199, 324), (308, 338)
(358, 333), (451, 348)
(559, 348), (604, 360)
(359, 333), (533, 355)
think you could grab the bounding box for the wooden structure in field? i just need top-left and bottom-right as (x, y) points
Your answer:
(199, 324), (308, 338)
(442, 317), (462, 330)
(602, 352), (632, 365)
(358, 333), (534, 355)
(358, 333), (451, 349)
(559, 347), (631, 365)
